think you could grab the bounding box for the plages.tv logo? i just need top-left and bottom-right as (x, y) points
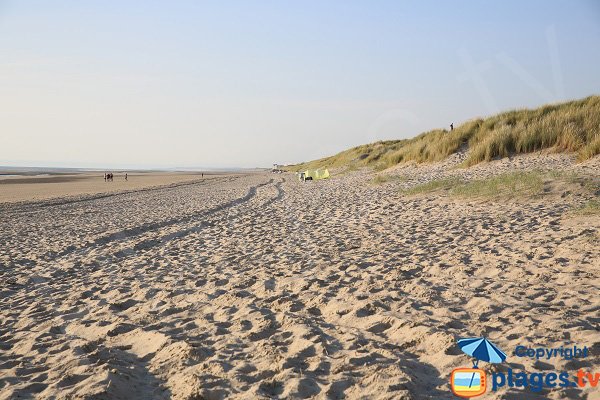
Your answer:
(450, 337), (507, 398)
(450, 338), (598, 396)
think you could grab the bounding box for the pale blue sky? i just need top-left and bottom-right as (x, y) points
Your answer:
(1, 1), (599, 168)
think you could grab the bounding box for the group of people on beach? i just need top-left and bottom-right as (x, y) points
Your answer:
(104, 173), (127, 181)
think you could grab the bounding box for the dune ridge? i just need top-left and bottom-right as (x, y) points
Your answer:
(289, 95), (600, 173)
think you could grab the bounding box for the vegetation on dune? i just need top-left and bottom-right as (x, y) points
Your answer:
(450, 172), (545, 198)
(370, 174), (408, 185)
(576, 200), (600, 215)
(462, 96), (600, 166)
(401, 177), (461, 195)
(287, 96), (600, 171)
(401, 170), (599, 201)
(371, 174), (391, 185)
(288, 140), (406, 172)
(399, 172), (546, 198)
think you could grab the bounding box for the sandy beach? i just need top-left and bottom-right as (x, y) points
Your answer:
(2, 1), (598, 398)
(0, 155), (598, 399)
(0, 172), (231, 204)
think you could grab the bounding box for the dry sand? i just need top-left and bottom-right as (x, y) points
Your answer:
(0, 155), (598, 399)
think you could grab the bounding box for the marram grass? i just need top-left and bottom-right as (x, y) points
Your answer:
(398, 172), (545, 198)
(450, 172), (544, 198)
(287, 96), (600, 172)
(400, 170), (598, 200)
(575, 200), (600, 215)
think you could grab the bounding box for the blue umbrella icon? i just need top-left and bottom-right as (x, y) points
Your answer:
(457, 337), (507, 389)
(458, 337), (507, 366)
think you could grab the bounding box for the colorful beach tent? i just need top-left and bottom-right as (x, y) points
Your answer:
(304, 168), (330, 180)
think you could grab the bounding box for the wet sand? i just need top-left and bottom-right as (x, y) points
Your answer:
(0, 172), (230, 203)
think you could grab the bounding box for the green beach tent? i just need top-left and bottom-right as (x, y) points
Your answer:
(304, 168), (330, 180)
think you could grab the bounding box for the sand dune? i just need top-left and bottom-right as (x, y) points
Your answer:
(0, 155), (598, 399)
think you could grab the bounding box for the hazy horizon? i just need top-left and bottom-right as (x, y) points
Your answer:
(2, 1), (600, 169)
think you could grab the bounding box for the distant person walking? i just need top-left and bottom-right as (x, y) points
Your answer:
(104, 173), (107, 182)
(450, 123), (454, 131)
(125, 173), (128, 181)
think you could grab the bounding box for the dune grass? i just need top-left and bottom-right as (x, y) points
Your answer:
(451, 172), (545, 198)
(401, 177), (462, 195)
(461, 97), (600, 166)
(400, 170), (599, 201)
(401, 172), (546, 198)
(575, 200), (600, 215)
(371, 175), (391, 185)
(370, 174), (408, 185)
(287, 96), (600, 172)
(288, 140), (405, 172)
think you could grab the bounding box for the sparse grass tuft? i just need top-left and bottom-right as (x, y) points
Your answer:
(401, 172), (545, 198)
(371, 175), (390, 185)
(450, 171), (544, 198)
(401, 170), (598, 200)
(575, 200), (600, 215)
(371, 174), (407, 185)
(401, 177), (462, 195)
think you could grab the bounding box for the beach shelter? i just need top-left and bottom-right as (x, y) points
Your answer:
(315, 168), (330, 179)
(304, 168), (330, 180)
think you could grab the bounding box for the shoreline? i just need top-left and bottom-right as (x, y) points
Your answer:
(0, 172), (246, 204)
